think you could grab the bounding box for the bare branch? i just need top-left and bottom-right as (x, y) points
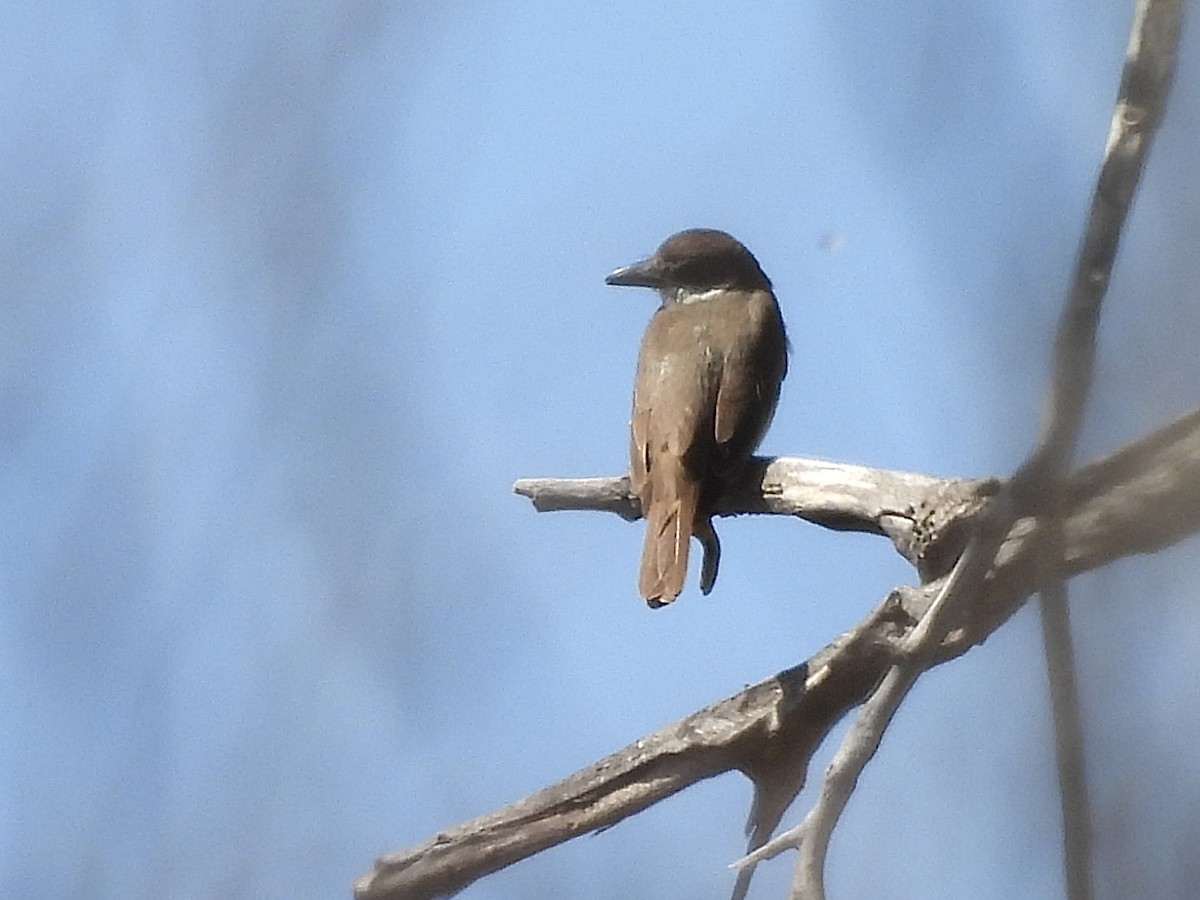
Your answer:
(355, 407), (1200, 900)
(515, 458), (996, 578)
(355, 596), (913, 900)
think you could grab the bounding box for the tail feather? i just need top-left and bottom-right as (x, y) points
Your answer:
(638, 475), (700, 607)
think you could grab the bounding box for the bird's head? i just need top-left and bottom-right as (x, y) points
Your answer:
(605, 229), (771, 302)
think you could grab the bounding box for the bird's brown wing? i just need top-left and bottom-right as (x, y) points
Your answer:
(630, 404), (651, 501)
(713, 291), (788, 460)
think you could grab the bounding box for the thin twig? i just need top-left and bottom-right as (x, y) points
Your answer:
(1039, 564), (1093, 900)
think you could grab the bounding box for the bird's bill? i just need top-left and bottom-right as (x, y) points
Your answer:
(605, 258), (662, 288)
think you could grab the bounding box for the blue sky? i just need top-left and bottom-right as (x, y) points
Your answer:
(4, 3), (1200, 899)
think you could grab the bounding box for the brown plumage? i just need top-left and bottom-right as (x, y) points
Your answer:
(606, 229), (788, 607)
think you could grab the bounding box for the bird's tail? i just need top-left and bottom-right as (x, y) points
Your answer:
(639, 466), (711, 607)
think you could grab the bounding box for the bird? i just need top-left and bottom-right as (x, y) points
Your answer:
(606, 229), (788, 607)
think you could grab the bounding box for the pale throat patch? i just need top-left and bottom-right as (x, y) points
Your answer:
(669, 286), (730, 305)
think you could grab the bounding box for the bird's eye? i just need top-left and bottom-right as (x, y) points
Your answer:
(672, 257), (723, 287)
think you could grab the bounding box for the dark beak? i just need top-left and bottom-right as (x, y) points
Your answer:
(605, 257), (663, 289)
